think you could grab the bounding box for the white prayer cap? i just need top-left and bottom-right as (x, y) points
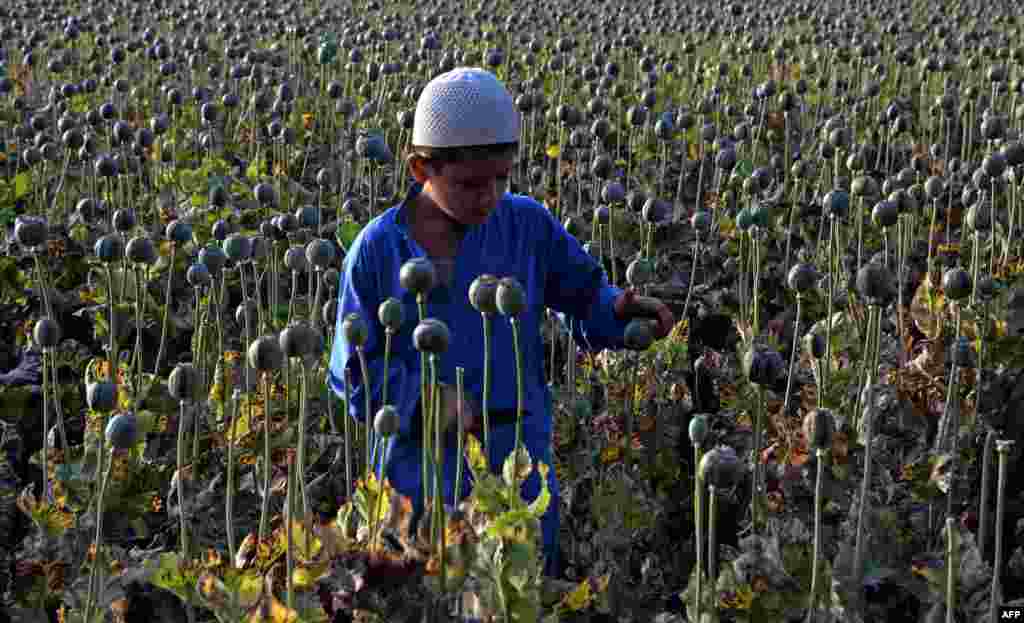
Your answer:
(412, 67), (520, 148)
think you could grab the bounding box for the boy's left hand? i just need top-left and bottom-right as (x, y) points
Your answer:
(614, 289), (675, 340)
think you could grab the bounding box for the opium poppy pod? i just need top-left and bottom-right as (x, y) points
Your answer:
(126, 236), (157, 265)
(186, 263), (212, 288)
(743, 347), (784, 387)
(105, 413), (138, 449)
(855, 262), (896, 307)
(86, 381), (118, 412)
(342, 313), (369, 347)
(399, 257), (437, 296)
(283, 246), (308, 273)
(305, 238), (335, 270)
(168, 363), (201, 403)
(496, 277), (526, 316)
(377, 297), (404, 332)
(787, 263), (817, 294)
(623, 318), (655, 351)
(199, 245), (227, 277)
(95, 233), (125, 264)
(14, 215), (47, 248)
(942, 267), (972, 301)
(469, 274), (500, 314)
(280, 322), (318, 359)
(698, 445), (742, 489)
(689, 413), (710, 447)
(166, 220), (193, 245)
(223, 233), (252, 263)
(374, 405), (401, 437)
(248, 334), (284, 372)
(413, 318), (450, 354)
(33, 317), (61, 348)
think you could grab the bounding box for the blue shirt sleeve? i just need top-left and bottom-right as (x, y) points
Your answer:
(327, 230), (423, 439)
(538, 206), (627, 352)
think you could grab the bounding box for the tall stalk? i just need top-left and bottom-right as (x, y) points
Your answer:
(989, 440), (1014, 623)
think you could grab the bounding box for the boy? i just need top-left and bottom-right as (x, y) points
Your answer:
(329, 67), (673, 576)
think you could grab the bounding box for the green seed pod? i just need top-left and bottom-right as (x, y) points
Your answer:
(198, 244), (227, 277)
(496, 277), (527, 316)
(413, 318), (450, 354)
(33, 317), (61, 348)
(689, 414), (710, 447)
(374, 405), (401, 437)
(871, 199), (899, 228)
(399, 257), (437, 295)
(601, 181), (625, 204)
(305, 238), (335, 269)
(571, 397), (592, 420)
(802, 408), (835, 449)
(279, 322), (317, 358)
(341, 313), (368, 347)
(855, 262), (895, 306)
(378, 297), (404, 332)
(698, 445), (742, 488)
(166, 219), (193, 244)
(86, 381), (118, 412)
(247, 334), (284, 372)
(787, 263), (817, 294)
(222, 233), (252, 262)
(284, 245), (308, 272)
(743, 346), (784, 387)
(126, 235), (157, 265)
(168, 363), (201, 403)
(186, 263), (212, 288)
(941, 267), (972, 301)
(94, 233), (125, 264)
(105, 413), (138, 449)
(850, 175), (879, 200)
(806, 332), (826, 359)
(623, 318), (655, 351)
(469, 274), (500, 314)
(626, 258), (655, 287)
(15, 215), (47, 248)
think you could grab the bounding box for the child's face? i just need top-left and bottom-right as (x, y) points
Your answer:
(422, 156), (514, 226)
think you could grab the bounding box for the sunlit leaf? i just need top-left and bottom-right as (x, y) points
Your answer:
(502, 447), (532, 488)
(561, 578), (593, 612)
(527, 463), (550, 519)
(464, 433), (489, 477)
(14, 172), (30, 199)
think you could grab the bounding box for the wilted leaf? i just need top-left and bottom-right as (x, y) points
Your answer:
(910, 275), (945, 339)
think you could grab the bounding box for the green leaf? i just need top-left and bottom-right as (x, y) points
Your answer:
(14, 172), (30, 199)
(0, 206), (17, 227)
(732, 158), (754, 179)
(149, 552), (201, 606)
(527, 462), (551, 518)
(247, 158), (266, 180)
(335, 219), (362, 251)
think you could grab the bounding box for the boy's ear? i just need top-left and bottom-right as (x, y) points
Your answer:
(407, 154), (437, 184)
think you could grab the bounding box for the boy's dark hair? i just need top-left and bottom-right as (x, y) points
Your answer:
(406, 142), (518, 168)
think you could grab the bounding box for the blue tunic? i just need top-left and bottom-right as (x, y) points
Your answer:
(328, 183), (628, 576)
